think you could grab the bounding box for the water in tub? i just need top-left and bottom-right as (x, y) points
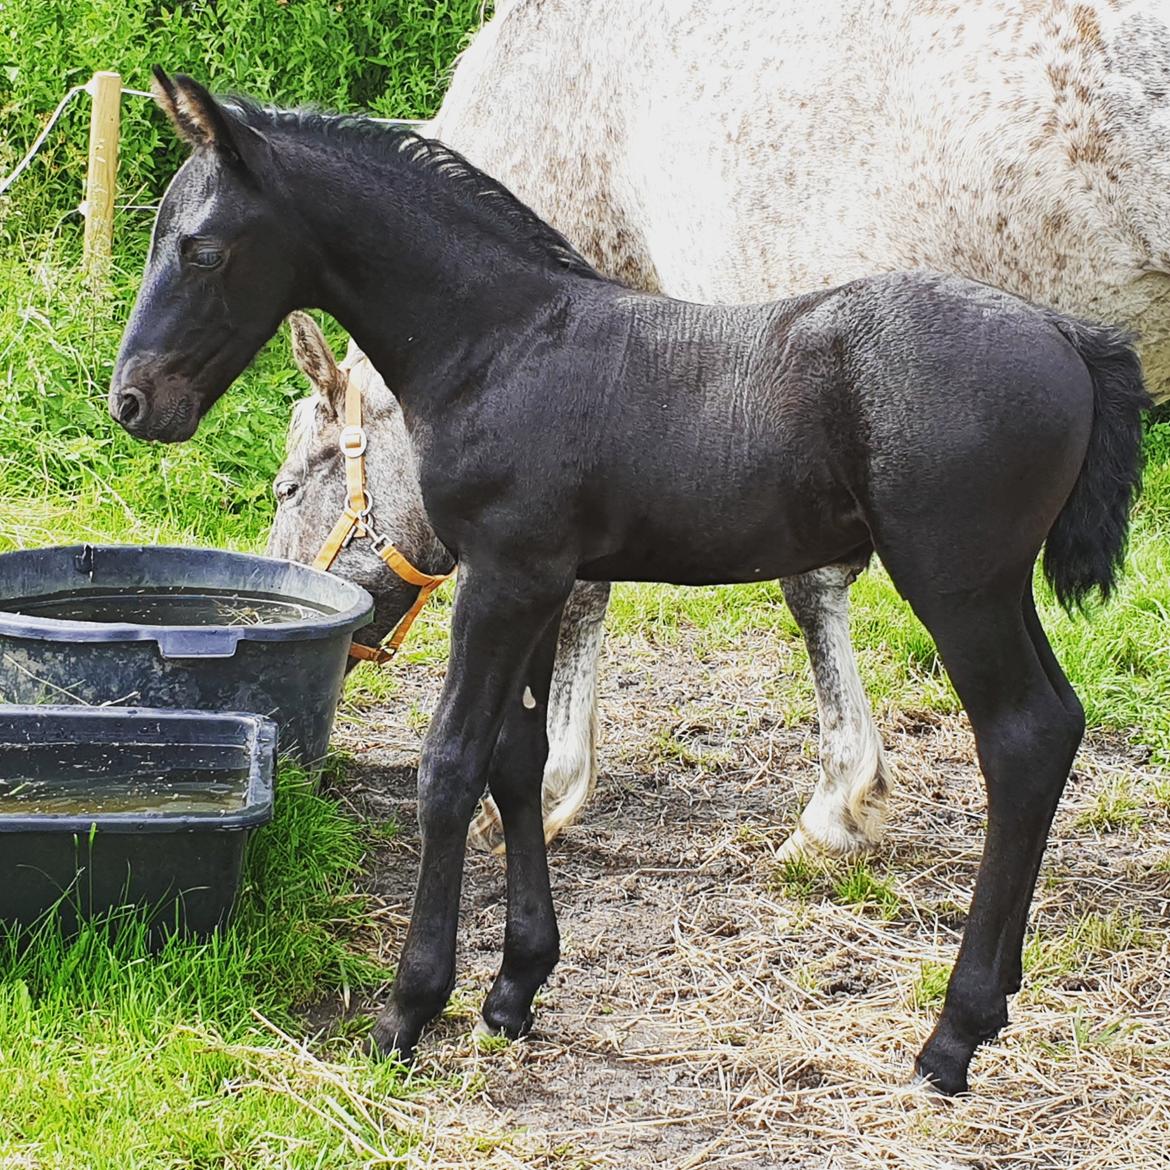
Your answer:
(0, 742), (251, 816)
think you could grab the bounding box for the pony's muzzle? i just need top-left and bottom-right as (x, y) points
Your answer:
(110, 385), (149, 429)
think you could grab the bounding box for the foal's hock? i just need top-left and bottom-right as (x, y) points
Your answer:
(111, 73), (1149, 1096)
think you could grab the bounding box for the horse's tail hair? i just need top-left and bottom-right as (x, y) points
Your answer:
(1042, 316), (1150, 611)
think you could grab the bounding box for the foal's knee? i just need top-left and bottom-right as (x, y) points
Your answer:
(417, 742), (486, 838)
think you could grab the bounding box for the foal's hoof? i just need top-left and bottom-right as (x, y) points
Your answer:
(911, 1055), (969, 1097)
(471, 1017), (521, 1051)
(365, 1014), (418, 1065)
(478, 1005), (535, 1043)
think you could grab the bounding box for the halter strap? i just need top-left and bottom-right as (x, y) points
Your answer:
(311, 377), (453, 663)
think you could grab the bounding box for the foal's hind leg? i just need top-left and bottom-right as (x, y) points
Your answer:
(989, 583), (1085, 997)
(469, 581), (609, 851)
(777, 560), (891, 859)
(896, 583), (1083, 1094)
(477, 611), (565, 1039)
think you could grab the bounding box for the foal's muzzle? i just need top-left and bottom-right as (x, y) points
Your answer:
(108, 375), (198, 442)
(111, 386), (148, 428)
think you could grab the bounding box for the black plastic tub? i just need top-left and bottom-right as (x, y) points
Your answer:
(0, 545), (373, 765)
(0, 705), (275, 939)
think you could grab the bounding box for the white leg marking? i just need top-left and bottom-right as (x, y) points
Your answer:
(777, 567), (890, 860)
(539, 590), (606, 843)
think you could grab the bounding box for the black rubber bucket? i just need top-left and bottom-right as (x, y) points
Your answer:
(0, 704), (275, 939)
(0, 545), (373, 766)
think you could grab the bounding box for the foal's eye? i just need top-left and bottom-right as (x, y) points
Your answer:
(190, 247), (223, 269)
(181, 237), (225, 269)
(274, 480), (300, 503)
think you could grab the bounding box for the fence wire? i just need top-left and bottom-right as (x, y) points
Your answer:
(0, 85), (87, 197)
(1, 79), (424, 207)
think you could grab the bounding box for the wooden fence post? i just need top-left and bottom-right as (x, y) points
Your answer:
(83, 71), (121, 282)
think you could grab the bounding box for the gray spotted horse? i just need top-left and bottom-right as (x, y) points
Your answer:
(273, 0), (1167, 858)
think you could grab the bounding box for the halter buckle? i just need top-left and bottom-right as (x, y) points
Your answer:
(343, 490), (374, 521)
(338, 424), (368, 458)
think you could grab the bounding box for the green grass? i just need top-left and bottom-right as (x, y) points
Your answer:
(774, 857), (903, 920)
(1, 0), (489, 246)
(1023, 911), (1150, 984)
(0, 7), (490, 1161)
(1073, 777), (1144, 833)
(912, 960), (952, 1011)
(0, 766), (417, 1168)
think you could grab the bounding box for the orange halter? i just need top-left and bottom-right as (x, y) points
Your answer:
(312, 379), (453, 663)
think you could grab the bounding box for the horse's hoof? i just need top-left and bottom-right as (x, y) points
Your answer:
(365, 1015), (417, 1064)
(912, 1057), (968, 1097)
(479, 1004), (534, 1042)
(775, 824), (841, 863)
(775, 820), (879, 864)
(774, 826), (815, 863)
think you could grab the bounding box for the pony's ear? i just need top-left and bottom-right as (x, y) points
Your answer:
(288, 312), (346, 415)
(151, 67), (246, 162)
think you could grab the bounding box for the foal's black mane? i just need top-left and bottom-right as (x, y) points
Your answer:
(225, 97), (603, 281)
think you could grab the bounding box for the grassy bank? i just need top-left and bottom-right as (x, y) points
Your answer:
(0, 768), (419, 1168)
(1, 5), (483, 1163)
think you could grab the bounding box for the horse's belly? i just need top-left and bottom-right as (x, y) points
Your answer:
(1087, 273), (1170, 404)
(576, 490), (869, 586)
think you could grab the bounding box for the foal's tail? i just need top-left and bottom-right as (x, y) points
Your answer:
(1043, 316), (1150, 610)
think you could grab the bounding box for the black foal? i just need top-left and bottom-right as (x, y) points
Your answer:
(111, 73), (1148, 1095)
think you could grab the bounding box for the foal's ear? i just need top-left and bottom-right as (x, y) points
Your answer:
(151, 67), (247, 164)
(288, 312), (346, 413)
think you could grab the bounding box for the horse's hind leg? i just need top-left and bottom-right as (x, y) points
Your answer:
(989, 582), (1085, 997)
(540, 580), (608, 840)
(468, 581), (609, 850)
(898, 581), (1083, 1094)
(478, 609), (565, 1039)
(777, 559), (891, 859)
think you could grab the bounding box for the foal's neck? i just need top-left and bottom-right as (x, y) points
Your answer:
(291, 134), (584, 402)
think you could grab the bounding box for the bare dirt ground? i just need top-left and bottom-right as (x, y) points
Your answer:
(331, 629), (1170, 1170)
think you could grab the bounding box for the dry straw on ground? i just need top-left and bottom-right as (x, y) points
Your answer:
(332, 628), (1170, 1170)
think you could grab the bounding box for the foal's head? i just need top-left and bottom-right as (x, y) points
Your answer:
(267, 314), (450, 654)
(111, 69), (602, 443)
(110, 70), (304, 441)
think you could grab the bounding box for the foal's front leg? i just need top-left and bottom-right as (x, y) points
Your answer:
(468, 580), (610, 850)
(370, 567), (572, 1060)
(477, 611), (564, 1038)
(778, 561), (891, 859)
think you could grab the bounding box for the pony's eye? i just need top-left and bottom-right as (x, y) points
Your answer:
(274, 479), (299, 503)
(190, 247), (223, 269)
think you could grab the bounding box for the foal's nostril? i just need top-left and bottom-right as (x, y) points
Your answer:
(114, 387), (148, 426)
